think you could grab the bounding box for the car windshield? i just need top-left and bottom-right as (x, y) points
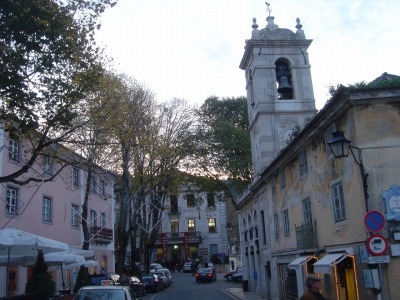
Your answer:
(198, 268), (211, 273)
(75, 289), (125, 300)
(141, 276), (154, 282)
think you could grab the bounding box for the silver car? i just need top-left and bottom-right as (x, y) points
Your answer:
(73, 285), (136, 300)
(157, 268), (172, 286)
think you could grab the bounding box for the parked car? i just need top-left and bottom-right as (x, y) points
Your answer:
(203, 262), (214, 269)
(152, 270), (171, 288)
(73, 285), (135, 300)
(118, 276), (146, 296)
(88, 273), (117, 286)
(182, 262), (193, 273)
(150, 263), (163, 272)
(232, 270), (243, 282)
(141, 274), (164, 292)
(158, 268), (173, 286)
(224, 265), (242, 281)
(195, 267), (217, 283)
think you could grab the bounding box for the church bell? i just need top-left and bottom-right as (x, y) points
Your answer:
(277, 76), (292, 93)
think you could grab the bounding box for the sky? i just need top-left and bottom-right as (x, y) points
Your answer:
(95, 0), (400, 110)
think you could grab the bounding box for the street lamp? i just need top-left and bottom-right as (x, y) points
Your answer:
(328, 131), (369, 211)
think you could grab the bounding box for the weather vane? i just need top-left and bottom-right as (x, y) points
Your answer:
(266, 2), (272, 16)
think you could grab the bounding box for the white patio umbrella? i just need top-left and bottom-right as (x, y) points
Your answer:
(0, 228), (69, 297)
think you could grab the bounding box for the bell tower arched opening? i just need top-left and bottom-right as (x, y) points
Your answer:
(275, 59), (293, 100)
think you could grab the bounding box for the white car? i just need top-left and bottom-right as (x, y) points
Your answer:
(158, 268), (173, 285)
(73, 285), (136, 300)
(183, 262), (193, 273)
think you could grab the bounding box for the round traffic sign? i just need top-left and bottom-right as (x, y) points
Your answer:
(364, 210), (386, 232)
(366, 234), (388, 256)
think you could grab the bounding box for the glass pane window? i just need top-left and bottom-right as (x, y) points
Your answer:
(72, 168), (79, 187)
(332, 182), (346, 222)
(90, 210), (97, 227)
(299, 151), (308, 176)
(171, 220), (179, 233)
(208, 218), (216, 233)
(100, 213), (106, 227)
(90, 176), (96, 193)
(280, 170), (286, 189)
(186, 194), (195, 208)
(274, 214), (279, 239)
(99, 180), (105, 196)
(207, 193), (215, 207)
(8, 136), (19, 161)
(188, 219), (196, 233)
(283, 209), (290, 236)
(6, 187), (18, 214)
(42, 197), (52, 221)
(302, 197), (312, 225)
(72, 205), (79, 226)
(43, 156), (54, 175)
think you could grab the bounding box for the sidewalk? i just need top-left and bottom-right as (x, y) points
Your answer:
(222, 287), (264, 300)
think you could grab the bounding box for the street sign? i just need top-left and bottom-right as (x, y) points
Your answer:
(367, 255), (390, 264)
(364, 210), (386, 232)
(366, 234), (389, 256)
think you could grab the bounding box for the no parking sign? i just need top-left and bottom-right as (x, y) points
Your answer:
(364, 210), (386, 232)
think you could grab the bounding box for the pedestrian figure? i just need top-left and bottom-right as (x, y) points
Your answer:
(300, 275), (326, 300)
(191, 262), (196, 276)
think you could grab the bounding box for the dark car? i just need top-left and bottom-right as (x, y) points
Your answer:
(195, 267), (217, 283)
(224, 265), (242, 281)
(118, 276), (146, 296)
(141, 274), (164, 292)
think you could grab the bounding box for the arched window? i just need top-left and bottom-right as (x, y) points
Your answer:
(275, 59), (293, 99)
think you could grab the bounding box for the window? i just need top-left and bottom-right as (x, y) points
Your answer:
(186, 194), (195, 208)
(283, 209), (290, 236)
(188, 219), (196, 233)
(8, 136), (20, 161)
(274, 214), (279, 239)
(72, 168), (79, 187)
(207, 193), (215, 207)
(171, 220), (179, 233)
(6, 187), (18, 214)
(100, 213), (106, 227)
(332, 182), (346, 222)
(71, 205), (79, 226)
(260, 210), (267, 245)
(43, 156), (54, 175)
(90, 210), (97, 227)
(99, 180), (105, 196)
(170, 195), (178, 213)
(299, 151), (308, 176)
(90, 176), (96, 193)
(42, 197), (52, 222)
(208, 218), (216, 233)
(280, 170), (286, 189)
(271, 177), (276, 196)
(302, 197), (313, 225)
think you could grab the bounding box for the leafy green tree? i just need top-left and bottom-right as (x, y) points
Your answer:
(25, 250), (55, 298)
(190, 96), (252, 197)
(0, 0), (116, 184)
(73, 265), (90, 293)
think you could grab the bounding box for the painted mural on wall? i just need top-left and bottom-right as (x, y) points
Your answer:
(382, 185), (400, 221)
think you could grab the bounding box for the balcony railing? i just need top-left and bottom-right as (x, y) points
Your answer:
(295, 222), (317, 250)
(90, 226), (113, 244)
(154, 231), (202, 245)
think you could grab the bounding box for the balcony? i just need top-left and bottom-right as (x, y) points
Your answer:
(154, 231), (202, 246)
(90, 226), (113, 245)
(295, 222), (317, 250)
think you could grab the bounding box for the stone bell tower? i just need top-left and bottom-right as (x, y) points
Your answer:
(239, 5), (317, 176)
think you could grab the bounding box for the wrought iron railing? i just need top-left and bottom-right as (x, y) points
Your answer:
(295, 221), (317, 250)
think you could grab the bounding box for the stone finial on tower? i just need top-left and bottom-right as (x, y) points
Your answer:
(295, 17), (305, 39)
(252, 18), (259, 30)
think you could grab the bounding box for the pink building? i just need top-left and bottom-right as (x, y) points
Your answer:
(0, 128), (117, 297)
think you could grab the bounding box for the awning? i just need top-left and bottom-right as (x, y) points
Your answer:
(313, 253), (347, 274)
(288, 256), (315, 270)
